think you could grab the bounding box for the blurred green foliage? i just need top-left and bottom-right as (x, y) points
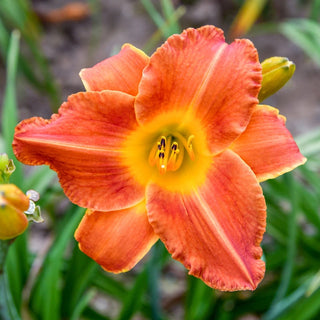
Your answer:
(279, 19), (320, 67)
(0, 0), (60, 111)
(1, 0), (320, 319)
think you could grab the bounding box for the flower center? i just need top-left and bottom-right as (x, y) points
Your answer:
(123, 111), (212, 192)
(148, 133), (195, 174)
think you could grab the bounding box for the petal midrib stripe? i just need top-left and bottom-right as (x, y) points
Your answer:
(16, 136), (123, 153)
(190, 42), (227, 110)
(193, 190), (255, 286)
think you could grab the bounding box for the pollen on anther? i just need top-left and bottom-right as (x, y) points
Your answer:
(171, 142), (178, 151)
(160, 137), (166, 148)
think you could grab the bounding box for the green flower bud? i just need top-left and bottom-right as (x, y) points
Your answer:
(0, 154), (16, 183)
(258, 57), (295, 102)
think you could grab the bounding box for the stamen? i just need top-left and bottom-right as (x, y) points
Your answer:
(171, 142), (178, 151)
(167, 142), (184, 171)
(187, 135), (195, 160)
(171, 132), (195, 161)
(148, 142), (160, 166)
(149, 133), (195, 174)
(187, 135), (194, 148)
(160, 137), (166, 148)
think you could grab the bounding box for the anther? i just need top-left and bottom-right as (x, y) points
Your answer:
(171, 142), (178, 151)
(160, 137), (166, 148)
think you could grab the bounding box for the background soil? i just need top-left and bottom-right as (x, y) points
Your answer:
(13, 0), (320, 136)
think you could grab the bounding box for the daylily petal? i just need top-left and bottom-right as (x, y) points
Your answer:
(135, 25), (261, 154)
(146, 149), (266, 291)
(13, 91), (145, 211)
(80, 44), (149, 94)
(230, 105), (307, 182)
(75, 200), (158, 272)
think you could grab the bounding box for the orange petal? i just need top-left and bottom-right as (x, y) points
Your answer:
(230, 105), (306, 182)
(75, 200), (158, 272)
(135, 26), (261, 154)
(146, 150), (266, 291)
(80, 44), (149, 95)
(13, 91), (145, 211)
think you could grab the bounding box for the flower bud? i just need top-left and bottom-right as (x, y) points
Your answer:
(0, 153), (16, 183)
(258, 57), (295, 102)
(0, 184), (29, 240)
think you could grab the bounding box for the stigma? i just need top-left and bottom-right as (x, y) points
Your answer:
(149, 133), (195, 174)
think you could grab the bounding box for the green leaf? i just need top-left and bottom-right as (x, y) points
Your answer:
(147, 242), (164, 320)
(279, 19), (320, 67)
(70, 289), (96, 320)
(1, 29), (22, 186)
(140, 0), (184, 42)
(0, 0), (61, 109)
(82, 306), (111, 320)
(1, 30), (29, 308)
(61, 245), (98, 318)
(140, 0), (166, 35)
(0, 271), (21, 320)
(29, 206), (84, 320)
(117, 269), (148, 320)
(263, 277), (320, 320)
(92, 271), (127, 300)
(278, 287), (320, 320)
(5, 233), (29, 311)
(142, 5), (186, 54)
(0, 240), (21, 320)
(161, 0), (181, 34)
(185, 276), (216, 320)
(310, 0), (320, 20)
(23, 166), (57, 194)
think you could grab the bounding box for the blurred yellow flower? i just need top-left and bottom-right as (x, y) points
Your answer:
(0, 184), (29, 240)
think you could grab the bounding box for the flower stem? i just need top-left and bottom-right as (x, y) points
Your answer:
(0, 240), (21, 320)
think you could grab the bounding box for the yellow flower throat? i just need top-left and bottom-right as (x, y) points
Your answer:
(123, 111), (211, 192)
(149, 134), (195, 174)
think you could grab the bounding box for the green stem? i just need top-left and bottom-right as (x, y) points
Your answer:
(0, 240), (21, 320)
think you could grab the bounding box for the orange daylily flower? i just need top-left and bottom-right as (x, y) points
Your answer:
(13, 26), (306, 291)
